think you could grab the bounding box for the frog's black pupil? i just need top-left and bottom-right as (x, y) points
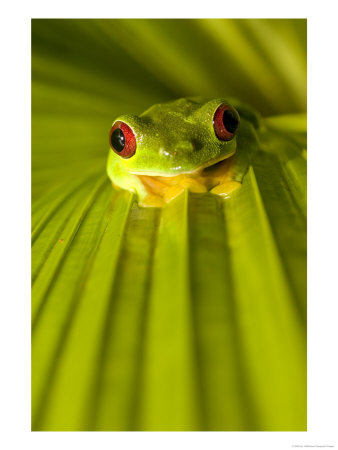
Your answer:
(223, 109), (239, 133)
(111, 128), (125, 152)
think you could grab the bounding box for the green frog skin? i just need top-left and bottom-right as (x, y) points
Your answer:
(107, 97), (259, 207)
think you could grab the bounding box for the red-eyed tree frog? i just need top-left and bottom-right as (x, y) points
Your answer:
(107, 97), (259, 207)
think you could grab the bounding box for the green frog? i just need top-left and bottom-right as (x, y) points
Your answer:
(107, 97), (259, 206)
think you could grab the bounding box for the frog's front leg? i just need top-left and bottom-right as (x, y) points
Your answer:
(210, 118), (259, 197)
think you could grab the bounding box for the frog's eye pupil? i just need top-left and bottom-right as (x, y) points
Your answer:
(109, 121), (136, 158)
(222, 109), (239, 134)
(213, 104), (240, 141)
(110, 128), (125, 152)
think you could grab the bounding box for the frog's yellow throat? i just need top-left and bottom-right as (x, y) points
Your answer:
(133, 154), (241, 207)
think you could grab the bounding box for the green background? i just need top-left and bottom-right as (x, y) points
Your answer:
(32, 19), (307, 431)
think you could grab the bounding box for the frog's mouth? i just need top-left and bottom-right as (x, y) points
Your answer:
(187, 150), (237, 174)
(128, 149), (236, 177)
(133, 151), (238, 207)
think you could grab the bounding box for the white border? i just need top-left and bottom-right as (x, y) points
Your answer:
(1, 1), (338, 449)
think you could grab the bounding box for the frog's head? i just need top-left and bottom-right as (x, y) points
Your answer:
(108, 98), (240, 176)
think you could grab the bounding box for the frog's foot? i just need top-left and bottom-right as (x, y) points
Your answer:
(163, 185), (185, 203)
(162, 176), (209, 203)
(139, 194), (166, 208)
(137, 174), (208, 206)
(135, 157), (240, 206)
(210, 180), (241, 198)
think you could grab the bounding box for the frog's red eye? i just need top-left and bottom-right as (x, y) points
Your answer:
(109, 121), (136, 158)
(213, 104), (240, 141)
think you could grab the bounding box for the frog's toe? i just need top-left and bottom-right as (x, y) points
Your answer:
(164, 185), (185, 203)
(139, 194), (166, 208)
(210, 180), (241, 198)
(179, 178), (207, 193)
